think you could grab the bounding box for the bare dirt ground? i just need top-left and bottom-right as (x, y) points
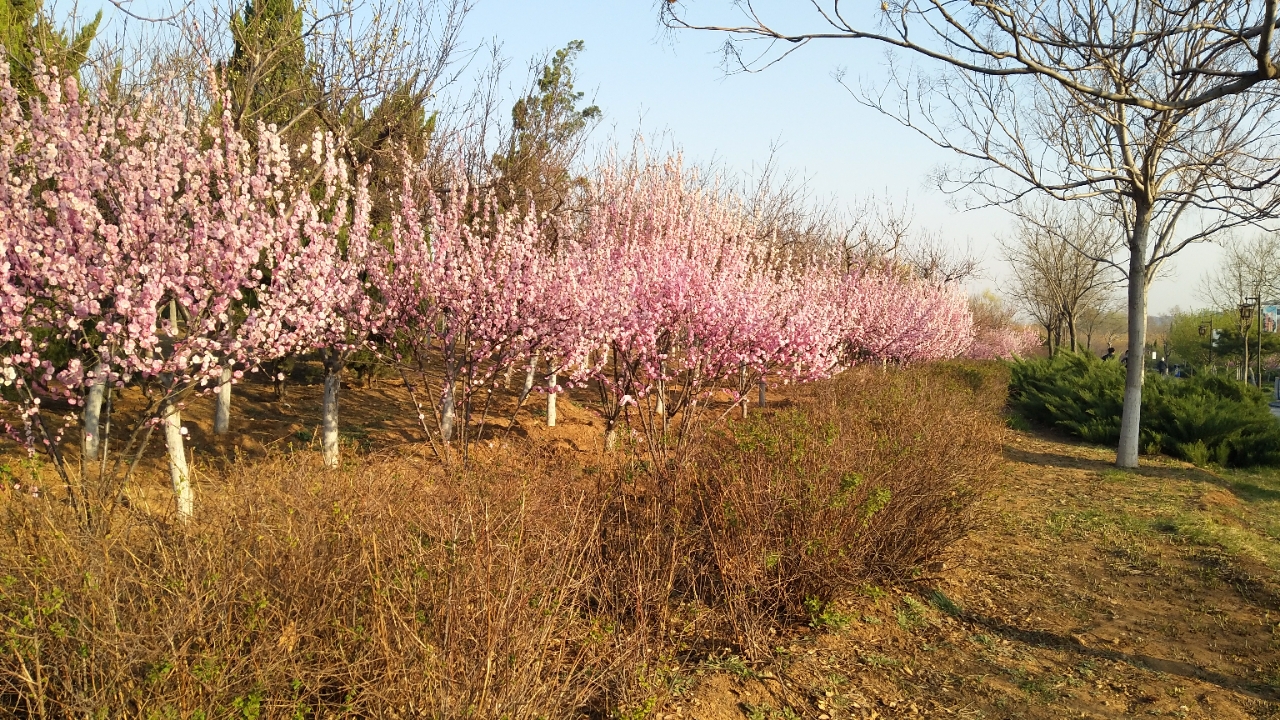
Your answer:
(672, 430), (1280, 720)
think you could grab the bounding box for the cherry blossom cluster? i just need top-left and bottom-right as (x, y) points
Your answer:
(0, 60), (979, 465)
(0, 60), (370, 454)
(966, 325), (1041, 360)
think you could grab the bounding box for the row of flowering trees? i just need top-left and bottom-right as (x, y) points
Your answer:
(0, 61), (1006, 523)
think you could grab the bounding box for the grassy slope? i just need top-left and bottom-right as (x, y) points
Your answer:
(677, 430), (1280, 720)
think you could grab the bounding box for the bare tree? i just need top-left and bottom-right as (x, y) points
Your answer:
(1002, 206), (1119, 353)
(738, 146), (849, 262)
(664, 0), (1280, 467)
(1076, 296), (1124, 355)
(904, 229), (980, 284)
(838, 193), (980, 281)
(1199, 233), (1280, 311)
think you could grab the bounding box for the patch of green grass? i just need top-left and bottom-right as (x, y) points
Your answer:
(704, 653), (757, 679)
(1005, 412), (1033, 432)
(1100, 468), (1133, 483)
(861, 652), (900, 668)
(896, 596), (931, 632)
(1020, 677), (1060, 703)
(804, 597), (854, 632)
(1152, 512), (1280, 568)
(743, 703), (800, 720)
(927, 590), (963, 616)
(859, 583), (888, 601)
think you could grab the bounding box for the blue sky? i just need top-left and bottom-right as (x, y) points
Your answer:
(92, 0), (1218, 313)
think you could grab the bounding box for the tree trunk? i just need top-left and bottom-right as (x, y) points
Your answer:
(656, 361), (667, 433)
(1067, 313), (1078, 353)
(518, 355), (538, 406)
(161, 397), (192, 521)
(1117, 212), (1151, 469)
(322, 356), (344, 469)
(440, 362), (456, 443)
(83, 361), (106, 461)
(547, 371), (557, 428)
(213, 365), (233, 435)
(758, 379), (767, 408)
(739, 365), (749, 419)
(1243, 322), (1251, 386)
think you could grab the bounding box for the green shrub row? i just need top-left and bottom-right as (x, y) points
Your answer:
(1009, 353), (1280, 467)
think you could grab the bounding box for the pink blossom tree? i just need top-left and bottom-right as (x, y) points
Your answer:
(0, 59), (364, 519)
(376, 169), (548, 459)
(241, 133), (379, 468)
(841, 268), (975, 365)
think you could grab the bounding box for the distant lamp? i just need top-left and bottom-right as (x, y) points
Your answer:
(1198, 323), (1209, 337)
(1241, 302), (1256, 322)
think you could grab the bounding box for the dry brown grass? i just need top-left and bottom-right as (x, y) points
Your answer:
(668, 361), (1007, 655)
(0, 362), (1006, 718)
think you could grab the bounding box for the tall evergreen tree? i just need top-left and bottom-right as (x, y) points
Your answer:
(222, 0), (316, 136)
(0, 0), (99, 98)
(492, 40), (600, 240)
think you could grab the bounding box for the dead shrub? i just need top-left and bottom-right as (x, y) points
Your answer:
(0, 362), (1006, 715)
(669, 362), (1005, 654)
(0, 451), (640, 719)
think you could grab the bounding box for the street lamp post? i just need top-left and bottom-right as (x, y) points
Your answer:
(1241, 301), (1256, 385)
(1199, 321), (1214, 372)
(1248, 296), (1263, 386)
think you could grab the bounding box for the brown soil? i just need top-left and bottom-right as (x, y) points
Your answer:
(665, 432), (1280, 720)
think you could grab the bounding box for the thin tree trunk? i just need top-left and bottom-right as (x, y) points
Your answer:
(656, 362), (667, 434)
(1243, 322), (1251, 386)
(161, 397), (192, 521)
(518, 355), (538, 406)
(739, 365), (748, 419)
(1067, 313), (1078, 353)
(547, 371), (558, 427)
(758, 379), (766, 408)
(440, 356), (457, 442)
(83, 361), (106, 461)
(322, 355), (344, 468)
(1117, 213), (1151, 468)
(213, 365), (233, 435)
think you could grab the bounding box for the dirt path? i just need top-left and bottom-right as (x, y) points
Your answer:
(676, 430), (1280, 720)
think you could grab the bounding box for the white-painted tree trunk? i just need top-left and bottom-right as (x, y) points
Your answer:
(322, 368), (341, 468)
(162, 398), (192, 521)
(547, 371), (558, 427)
(83, 361), (106, 461)
(440, 377), (456, 442)
(605, 427), (617, 450)
(656, 374), (667, 434)
(739, 366), (749, 419)
(1116, 210), (1151, 469)
(519, 355), (538, 405)
(213, 365), (233, 435)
